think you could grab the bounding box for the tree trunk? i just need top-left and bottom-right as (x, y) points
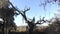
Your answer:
(3, 27), (9, 34)
(3, 20), (9, 34)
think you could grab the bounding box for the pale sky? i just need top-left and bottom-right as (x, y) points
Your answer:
(10, 0), (60, 26)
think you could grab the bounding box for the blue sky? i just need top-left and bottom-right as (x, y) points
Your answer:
(10, 0), (60, 26)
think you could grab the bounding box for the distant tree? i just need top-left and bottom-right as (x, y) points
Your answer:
(39, 0), (60, 10)
(44, 14), (60, 34)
